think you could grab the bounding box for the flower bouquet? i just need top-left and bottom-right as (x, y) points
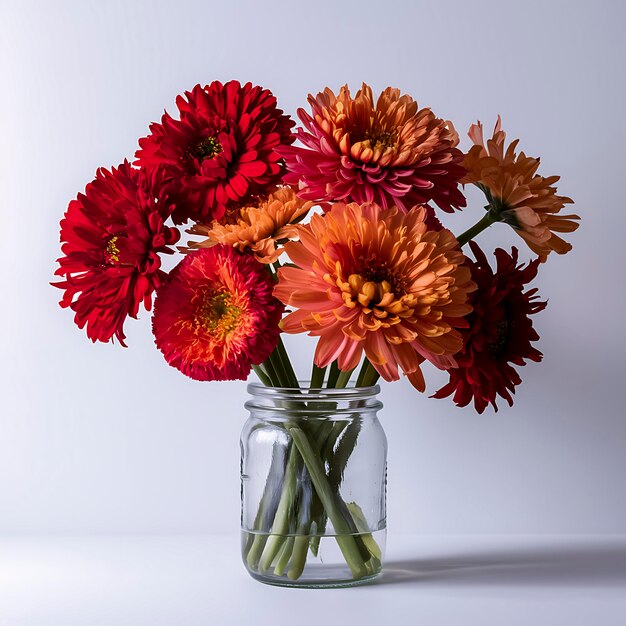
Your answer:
(54, 80), (579, 586)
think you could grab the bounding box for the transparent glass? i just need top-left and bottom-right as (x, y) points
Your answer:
(240, 383), (387, 587)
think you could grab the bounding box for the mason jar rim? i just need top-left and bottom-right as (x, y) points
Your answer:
(245, 382), (383, 416)
(247, 381), (381, 396)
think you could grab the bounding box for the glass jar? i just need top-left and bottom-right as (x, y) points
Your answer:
(240, 383), (387, 588)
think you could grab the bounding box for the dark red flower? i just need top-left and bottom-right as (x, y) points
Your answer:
(135, 81), (295, 225)
(152, 246), (283, 381)
(432, 242), (546, 413)
(53, 162), (180, 346)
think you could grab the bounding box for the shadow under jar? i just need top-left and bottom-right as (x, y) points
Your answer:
(241, 383), (387, 588)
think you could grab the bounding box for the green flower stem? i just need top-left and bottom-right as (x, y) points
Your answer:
(346, 504), (381, 576)
(245, 534), (268, 571)
(273, 536), (295, 576)
(243, 440), (286, 558)
(355, 358), (381, 388)
(258, 444), (299, 571)
(347, 502), (382, 562)
(246, 443), (289, 569)
(355, 358), (371, 387)
(310, 364), (327, 389)
(456, 210), (499, 248)
(326, 361), (341, 388)
(275, 337), (299, 388)
(252, 364), (272, 387)
(260, 418), (332, 570)
(286, 424), (369, 579)
(245, 346), (295, 566)
(267, 349), (289, 388)
(363, 368), (380, 388)
(260, 355), (282, 387)
(307, 421), (345, 557)
(288, 521), (312, 580)
(251, 418), (322, 572)
(335, 366), (357, 389)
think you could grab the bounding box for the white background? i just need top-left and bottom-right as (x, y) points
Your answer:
(1, 0), (625, 538)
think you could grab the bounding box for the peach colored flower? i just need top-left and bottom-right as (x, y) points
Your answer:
(274, 202), (475, 391)
(463, 117), (580, 261)
(185, 187), (314, 264)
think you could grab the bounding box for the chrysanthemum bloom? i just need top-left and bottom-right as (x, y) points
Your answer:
(152, 246), (283, 381)
(185, 186), (314, 264)
(274, 202), (475, 391)
(279, 83), (466, 213)
(463, 117), (580, 261)
(135, 81), (295, 225)
(433, 242), (546, 413)
(53, 162), (180, 346)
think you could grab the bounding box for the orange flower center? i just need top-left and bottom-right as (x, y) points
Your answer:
(191, 135), (223, 161)
(338, 266), (416, 322)
(198, 291), (242, 335)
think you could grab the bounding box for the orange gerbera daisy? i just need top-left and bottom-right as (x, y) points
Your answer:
(274, 202), (475, 391)
(463, 117), (580, 261)
(186, 187), (314, 264)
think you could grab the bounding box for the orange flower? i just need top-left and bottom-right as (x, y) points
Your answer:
(274, 202), (475, 391)
(463, 117), (580, 261)
(186, 187), (313, 264)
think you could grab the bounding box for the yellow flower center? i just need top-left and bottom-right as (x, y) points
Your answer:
(352, 127), (396, 150)
(199, 291), (242, 335)
(105, 235), (120, 264)
(191, 135), (223, 161)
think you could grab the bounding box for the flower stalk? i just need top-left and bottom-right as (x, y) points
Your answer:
(456, 208), (500, 248)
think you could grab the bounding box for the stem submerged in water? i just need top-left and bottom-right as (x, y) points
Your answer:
(286, 424), (369, 579)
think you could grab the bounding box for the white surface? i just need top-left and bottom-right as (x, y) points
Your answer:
(1, 534), (625, 626)
(1, 0), (626, 536)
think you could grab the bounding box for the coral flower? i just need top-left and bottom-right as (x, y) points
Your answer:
(152, 246), (283, 381)
(274, 202), (475, 391)
(135, 81), (295, 225)
(53, 162), (180, 346)
(280, 84), (466, 213)
(433, 242), (547, 413)
(463, 117), (580, 261)
(185, 186), (314, 264)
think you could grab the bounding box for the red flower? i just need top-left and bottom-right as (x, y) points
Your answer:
(433, 242), (547, 413)
(152, 246), (283, 381)
(279, 84), (466, 213)
(135, 81), (295, 225)
(53, 162), (180, 346)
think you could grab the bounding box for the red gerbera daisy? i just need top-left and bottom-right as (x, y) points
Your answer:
(433, 242), (547, 413)
(279, 83), (466, 213)
(152, 246), (283, 381)
(135, 81), (295, 225)
(53, 162), (180, 346)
